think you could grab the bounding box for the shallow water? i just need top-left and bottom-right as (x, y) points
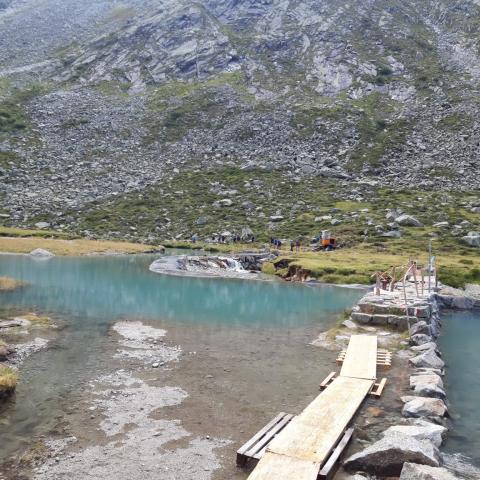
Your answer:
(0, 253), (363, 462)
(440, 310), (480, 466)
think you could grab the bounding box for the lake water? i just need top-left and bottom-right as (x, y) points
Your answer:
(0, 253), (363, 462)
(440, 310), (480, 466)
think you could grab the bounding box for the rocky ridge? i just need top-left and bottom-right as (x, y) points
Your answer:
(0, 0), (479, 239)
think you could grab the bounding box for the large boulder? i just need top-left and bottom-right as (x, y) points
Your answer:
(413, 384), (446, 399)
(409, 349), (445, 369)
(402, 397), (448, 418)
(395, 215), (424, 227)
(385, 420), (447, 447)
(400, 462), (459, 479)
(410, 321), (431, 336)
(344, 431), (440, 476)
(29, 248), (54, 258)
(410, 334), (433, 346)
(462, 232), (480, 247)
(410, 342), (438, 353)
(410, 374), (443, 389)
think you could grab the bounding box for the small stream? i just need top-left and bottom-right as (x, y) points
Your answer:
(440, 310), (480, 466)
(0, 252), (364, 463)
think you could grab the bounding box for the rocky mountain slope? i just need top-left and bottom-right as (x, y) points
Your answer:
(0, 0), (479, 244)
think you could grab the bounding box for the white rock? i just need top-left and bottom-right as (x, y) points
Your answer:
(385, 420), (447, 447)
(30, 248), (55, 258)
(402, 397), (448, 418)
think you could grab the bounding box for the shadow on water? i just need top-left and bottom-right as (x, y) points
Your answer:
(0, 253), (364, 462)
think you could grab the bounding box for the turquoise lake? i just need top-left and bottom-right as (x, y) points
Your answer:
(0, 253), (364, 461)
(440, 310), (480, 466)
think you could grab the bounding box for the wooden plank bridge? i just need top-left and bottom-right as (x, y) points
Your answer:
(238, 335), (390, 480)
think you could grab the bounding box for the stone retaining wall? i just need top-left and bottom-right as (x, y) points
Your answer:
(342, 283), (475, 479)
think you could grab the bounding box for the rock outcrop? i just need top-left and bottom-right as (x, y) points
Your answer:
(344, 431), (441, 476)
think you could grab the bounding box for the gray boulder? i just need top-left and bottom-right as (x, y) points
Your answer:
(395, 215), (423, 227)
(409, 349), (445, 369)
(413, 384), (446, 399)
(400, 462), (459, 479)
(410, 374), (443, 389)
(385, 420), (447, 447)
(402, 397), (448, 418)
(410, 321), (431, 336)
(410, 334), (433, 346)
(344, 431), (440, 476)
(29, 248), (54, 258)
(462, 232), (480, 247)
(34, 221), (50, 229)
(381, 230), (402, 238)
(410, 342), (438, 353)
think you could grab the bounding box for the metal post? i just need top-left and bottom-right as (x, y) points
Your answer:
(428, 240), (432, 294)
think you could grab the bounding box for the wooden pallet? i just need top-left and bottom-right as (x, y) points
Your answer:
(319, 372), (387, 398)
(236, 412), (295, 467)
(318, 427), (354, 480)
(370, 377), (388, 397)
(336, 348), (392, 370)
(238, 412), (355, 479)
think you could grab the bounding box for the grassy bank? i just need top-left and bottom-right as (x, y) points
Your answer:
(0, 227), (156, 256)
(0, 228), (478, 288)
(0, 365), (17, 394)
(266, 243), (480, 288)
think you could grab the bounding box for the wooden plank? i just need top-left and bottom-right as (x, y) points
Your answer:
(245, 414), (294, 459)
(237, 412), (287, 457)
(318, 427), (354, 479)
(319, 371), (336, 390)
(247, 452), (320, 480)
(370, 378), (387, 397)
(266, 377), (373, 464)
(340, 335), (378, 380)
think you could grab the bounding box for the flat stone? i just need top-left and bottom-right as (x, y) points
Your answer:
(385, 420), (447, 447)
(351, 312), (372, 324)
(409, 350), (445, 369)
(410, 321), (431, 336)
(370, 314), (409, 330)
(410, 374), (444, 390)
(400, 462), (459, 479)
(402, 397), (448, 418)
(344, 431), (440, 476)
(34, 221), (50, 229)
(342, 319), (358, 329)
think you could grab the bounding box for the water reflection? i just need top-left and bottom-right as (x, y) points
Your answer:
(0, 253), (363, 460)
(0, 254), (362, 328)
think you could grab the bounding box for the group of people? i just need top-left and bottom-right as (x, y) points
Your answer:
(270, 238), (301, 252)
(200, 233), (256, 244)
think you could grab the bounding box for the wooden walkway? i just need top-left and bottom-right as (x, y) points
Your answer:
(339, 334), (377, 380)
(245, 335), (381, 480)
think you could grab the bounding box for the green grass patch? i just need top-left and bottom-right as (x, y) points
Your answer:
(0, 365), (17, 392)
